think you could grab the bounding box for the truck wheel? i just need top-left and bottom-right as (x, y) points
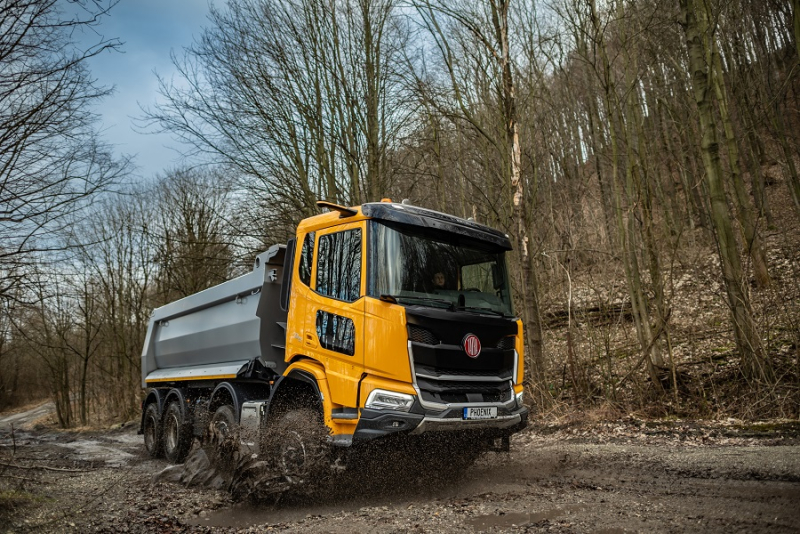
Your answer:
(143, 403), (163, 458)
(272, 408), (330, 488)
(163, 400), (192, 464)
(210, 404), (237, 438)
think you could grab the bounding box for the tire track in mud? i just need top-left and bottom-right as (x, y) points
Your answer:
(1, 421), (799, 532)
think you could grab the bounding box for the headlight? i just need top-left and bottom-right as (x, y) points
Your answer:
(515, 390), (524, 408)
(365, 389), (415, 412)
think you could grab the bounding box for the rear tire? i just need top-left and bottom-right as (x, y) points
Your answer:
(210, 404), (238, 438)
(143, 403), (163, 458)
(163, 400), (193, 464)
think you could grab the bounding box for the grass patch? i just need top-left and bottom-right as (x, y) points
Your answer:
(0, 488), (46, 518)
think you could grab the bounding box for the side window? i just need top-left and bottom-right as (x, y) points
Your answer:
(298, 231), (315, 286)
(316, 228), (362, 302)
(316, 311), (355, 356)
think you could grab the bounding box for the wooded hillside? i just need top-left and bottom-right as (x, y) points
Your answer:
(0, 0), (797, 425)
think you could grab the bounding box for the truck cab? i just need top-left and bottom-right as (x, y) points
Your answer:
(283, 201), (527, 447)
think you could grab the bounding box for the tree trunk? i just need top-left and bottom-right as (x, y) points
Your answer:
(711, 46), (771, 287)
(794, 0), (800, 59)
(362, 0), (382, 201)
(723, 33), (774, 227)
(591, 0), (665, 389)
(679, 0), (772, 382)
(493, 0), (545, 390)
(585, 67), (617, 249)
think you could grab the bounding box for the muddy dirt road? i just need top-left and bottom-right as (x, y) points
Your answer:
(1, 417), (799, 533)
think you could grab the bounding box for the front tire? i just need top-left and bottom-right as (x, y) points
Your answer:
(163, 400), (192, 464)
(271, 408), (330, 488)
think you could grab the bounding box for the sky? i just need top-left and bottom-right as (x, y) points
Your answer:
(73, 0), (213, 180)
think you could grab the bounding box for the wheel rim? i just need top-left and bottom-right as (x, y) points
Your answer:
(144, 415), (157, 451)
(165, 413), (179, 452)
(214, 420), (230, 437)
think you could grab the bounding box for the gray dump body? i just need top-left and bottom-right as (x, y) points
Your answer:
(141, 244), (288, 388)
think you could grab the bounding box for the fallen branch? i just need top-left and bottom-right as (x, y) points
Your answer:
(0, 461), (87, 473)
(544, 302), (633, 328)
(0, 473), (30, 481)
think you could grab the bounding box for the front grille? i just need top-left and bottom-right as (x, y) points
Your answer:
(497, 336), (516, 350)
(416, 376), (512, 405)
(407, 317), (516, 407)
(415, 363), (513, 380)
(408, 325), (439, 345)
(419, 387), (512, 404)
(417, 377), (509, 394)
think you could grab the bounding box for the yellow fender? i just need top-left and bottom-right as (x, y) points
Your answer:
(280, 360), (356, 437)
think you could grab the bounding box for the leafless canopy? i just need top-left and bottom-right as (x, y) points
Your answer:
(143, 0), (412, 231)
(0, 0), (128, 302)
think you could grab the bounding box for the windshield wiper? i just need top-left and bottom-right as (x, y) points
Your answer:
(455, 305), (507, 317)
(380, 294), (455, 310)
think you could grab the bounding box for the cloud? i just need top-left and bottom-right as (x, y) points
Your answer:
(76, 0), (213, 180)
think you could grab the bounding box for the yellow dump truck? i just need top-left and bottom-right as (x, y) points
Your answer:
(140, 200), (527, 480)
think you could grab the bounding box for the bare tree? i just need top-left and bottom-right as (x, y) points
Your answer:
(0, 299), (17, 410)
(679, 0), (772, 383)
(410, 0), (548, 398)
(0, 0), (127, 302)
(143, 0), (410, 233)
(72, 191), (158, 421)
(152, 168), (237, 301)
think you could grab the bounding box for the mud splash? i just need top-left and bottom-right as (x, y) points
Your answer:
(154, 421), (292, 501)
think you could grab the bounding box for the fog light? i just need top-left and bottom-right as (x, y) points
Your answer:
(515, 390), (524, 408)
(365, 389), (415, 412)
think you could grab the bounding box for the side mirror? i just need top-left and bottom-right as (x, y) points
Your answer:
(280, 238), (296, 311)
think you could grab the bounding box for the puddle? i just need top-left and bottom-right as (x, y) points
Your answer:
(187, 503), (349, 528)
(106, 433), (143, 445)
(57, 439), (136, 467)
(0, 429), (139, 467)
(468, 505), (585, 530)
(0, 429), (38, 445)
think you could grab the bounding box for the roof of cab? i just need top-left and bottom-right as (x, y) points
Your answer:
(296, 201), (512, 251)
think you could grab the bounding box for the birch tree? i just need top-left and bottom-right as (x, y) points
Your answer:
(413, 0), (546, 394)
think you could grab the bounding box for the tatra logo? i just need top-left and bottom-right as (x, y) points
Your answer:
(462, 333), (481, 358)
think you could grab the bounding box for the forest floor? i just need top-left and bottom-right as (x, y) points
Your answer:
(1, 410), (799, 533)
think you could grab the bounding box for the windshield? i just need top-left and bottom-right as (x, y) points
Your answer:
(368, 221), (513, 316)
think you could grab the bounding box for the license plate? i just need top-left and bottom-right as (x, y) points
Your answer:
(463, 407), (497, 420)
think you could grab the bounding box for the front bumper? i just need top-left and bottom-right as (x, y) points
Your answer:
(353, 401), (528, 443)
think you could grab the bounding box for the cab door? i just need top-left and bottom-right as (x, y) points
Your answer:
(305, 221), (365, 408)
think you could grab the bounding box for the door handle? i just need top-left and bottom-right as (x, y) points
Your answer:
(305, 332), (317, 348)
